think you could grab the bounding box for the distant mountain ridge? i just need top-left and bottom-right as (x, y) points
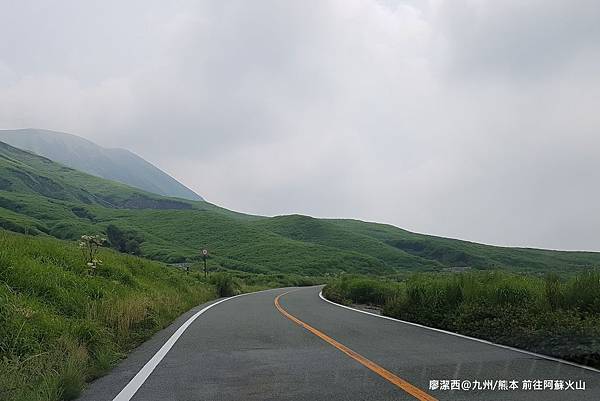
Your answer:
(0, 128), (203, 201)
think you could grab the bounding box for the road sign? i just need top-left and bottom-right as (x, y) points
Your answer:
(202, 249), (208, 277)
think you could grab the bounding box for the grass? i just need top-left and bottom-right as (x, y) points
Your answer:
(0, 230), (217, 401)
(324, 271), (600, 369)
(2, 140), (600, 278)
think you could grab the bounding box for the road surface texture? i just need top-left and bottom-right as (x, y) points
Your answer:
(78, 286), (600, 401)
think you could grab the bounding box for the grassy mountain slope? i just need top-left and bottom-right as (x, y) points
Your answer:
(1, 140), (599, 276)
(0, 128), (203, 201)
(0, 141), (393, 275)
(0, 140), (184, 208)
(329, 219), (600, 273)
(251, 215), (441, 270)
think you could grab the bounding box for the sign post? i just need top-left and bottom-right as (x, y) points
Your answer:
(202, 249), (208, 278)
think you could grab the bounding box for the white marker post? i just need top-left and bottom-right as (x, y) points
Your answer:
(202, 249), (208, 278)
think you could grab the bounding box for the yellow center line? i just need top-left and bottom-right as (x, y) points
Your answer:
(274, 291), (438, 401)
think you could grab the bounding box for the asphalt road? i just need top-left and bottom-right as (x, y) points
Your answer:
(78, 286), (600, 401)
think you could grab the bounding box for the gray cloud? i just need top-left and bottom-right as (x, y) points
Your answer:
(1, 0), (599, 250)
(436, 0), (600, 80)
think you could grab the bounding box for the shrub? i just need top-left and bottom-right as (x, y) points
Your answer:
(345, 278), (394, 305)
(210, 272), (240, 297)
(106, 225), (143, 256)
(563, 271), (600, 312)
(323, 275), (398, 306)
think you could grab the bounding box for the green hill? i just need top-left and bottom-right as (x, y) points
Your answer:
(0, 141), (395, 275)
(328, 219), (600, 273)
(1, 140), (599, 276)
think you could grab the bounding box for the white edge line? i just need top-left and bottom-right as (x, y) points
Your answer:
(112, 288), (281, 401)
(318, 290), (600, 374)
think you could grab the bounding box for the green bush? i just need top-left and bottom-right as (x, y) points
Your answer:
(343, 278), (392, 305)
(209, 272), (240, 297)
(563, 271), (600, 312)
(106, 224), (143, 256)
(323, 275), (398, 306)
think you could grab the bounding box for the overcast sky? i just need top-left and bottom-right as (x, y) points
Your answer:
(1, 0), (599, 251)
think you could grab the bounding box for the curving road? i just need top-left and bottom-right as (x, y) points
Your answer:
(78, 286), (600, 401)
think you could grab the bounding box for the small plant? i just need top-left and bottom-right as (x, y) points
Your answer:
(79, 235), (105, 275)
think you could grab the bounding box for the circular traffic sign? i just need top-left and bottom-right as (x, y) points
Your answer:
(202, 249), (208, 255)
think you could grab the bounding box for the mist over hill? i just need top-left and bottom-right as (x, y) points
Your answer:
(0, 128), (203, 201)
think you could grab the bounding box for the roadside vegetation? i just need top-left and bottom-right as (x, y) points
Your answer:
(323, 271), (600, 369)
(0, 229), (317, 401)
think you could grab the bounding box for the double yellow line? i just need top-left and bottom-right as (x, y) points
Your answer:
(274, 291), (438, 401)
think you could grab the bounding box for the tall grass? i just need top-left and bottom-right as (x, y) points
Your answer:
(323, 275), (399, 306)
(0, 230), (216, 401)
(324, 271), (600, 368)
